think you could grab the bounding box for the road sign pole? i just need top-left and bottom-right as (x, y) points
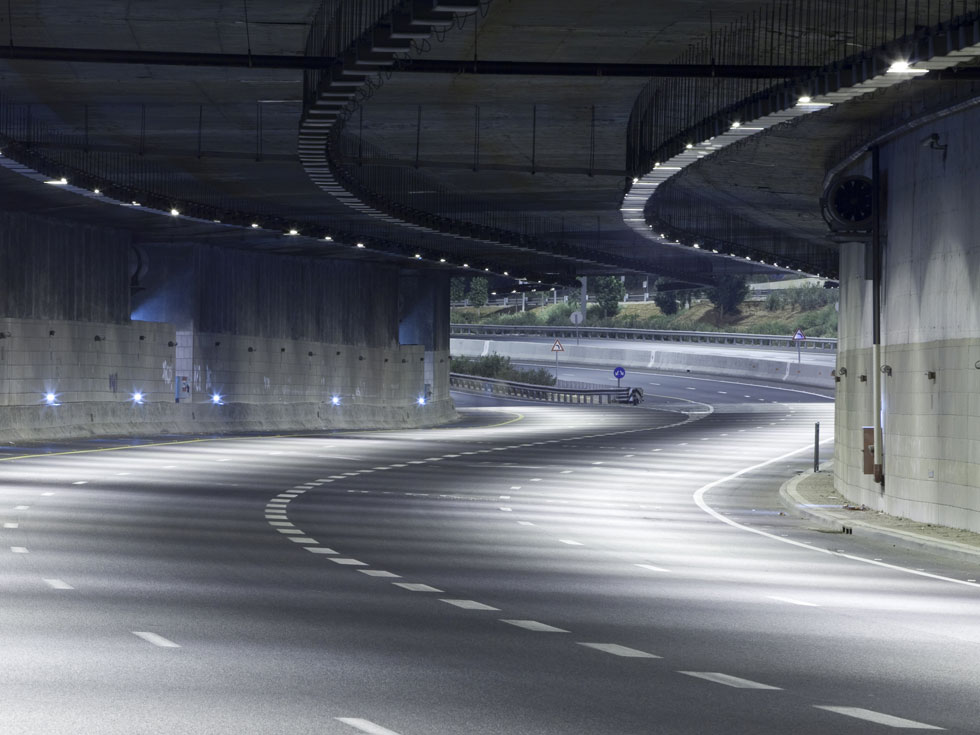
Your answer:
(797, 341), (801, 363)
(555, 350), (559, 380)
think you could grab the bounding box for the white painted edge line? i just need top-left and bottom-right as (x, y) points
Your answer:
(500, 619), (569, 633)
(392, 582), (443, 592)
(577, 642), (660, 658)
(679, 671), (781, 690)
(767, 595), (818, 607)
(335, 718), (403, 735)
(440, 599), (500, 611)
(692, 441), (980, 589)
(132, 631), (180, 648)
(43, 578), (74, 590)
(813, 706), (945, 730)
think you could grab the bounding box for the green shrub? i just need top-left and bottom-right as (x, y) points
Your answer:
(450, 354), (556, 386)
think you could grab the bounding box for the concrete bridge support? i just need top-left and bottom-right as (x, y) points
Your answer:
(0, 212), (454, 440)
(835, 102), (980, 533)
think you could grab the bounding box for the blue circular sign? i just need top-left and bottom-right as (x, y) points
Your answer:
(613, 366), (626, 379)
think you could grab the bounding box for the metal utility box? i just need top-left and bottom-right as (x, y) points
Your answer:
(862, 426), (875, 475)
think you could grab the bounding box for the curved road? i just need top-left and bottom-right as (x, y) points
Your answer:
(2, 370), (978, 734)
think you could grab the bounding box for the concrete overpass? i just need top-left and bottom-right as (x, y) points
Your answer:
(3, 9), (980, 721)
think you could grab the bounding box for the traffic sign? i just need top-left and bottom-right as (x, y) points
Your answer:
(551, 339), (564, 352)
(793, 329), (805, 364)
(613, 366), (626, 379)
(569, 310), (584, 325)
(793, 329), (806, 341)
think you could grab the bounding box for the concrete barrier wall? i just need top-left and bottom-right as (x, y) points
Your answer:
(835, 102), (980, 533)
(1, 214), (456, 441)
(450, 338), (834, 390)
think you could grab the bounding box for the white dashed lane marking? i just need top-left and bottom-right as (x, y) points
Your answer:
(559, 539), (584, 546)
(440, 599), (500, 611)
(335, 718), (403, 735)
(328, 557), (368, 565)
(635, 563), (670, 573)
(393, 583), (442, 592)
(577, 643), (660, 658)
(3, 522), (18, 529)
(358, 569), (400, 577)
(500, 619), (569, 633)
(679, 672), (781, 690)
(14, 505), (29, 510)
(813, 706), (944, 730)
(305, 547), (339, 555)
(10, 547), (28, 553)
(43, 579), (74, 590)
(767, 595), (819, 607)
(132, 631), (180, 648)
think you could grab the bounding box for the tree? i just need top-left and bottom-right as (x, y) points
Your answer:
(707, 275), (749, 323)
(468, 277), (489, 307)
(593, 276), (626, 318)
(450, 277), (467, 303)
(652, 278), (678, 315)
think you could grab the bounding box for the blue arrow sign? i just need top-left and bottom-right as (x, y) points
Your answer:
(613, 366), (626, 379)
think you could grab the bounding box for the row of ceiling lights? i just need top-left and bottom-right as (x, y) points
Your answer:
(4, 152), (550, 288)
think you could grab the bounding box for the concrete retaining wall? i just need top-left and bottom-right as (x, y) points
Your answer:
(835, 102), (980, 533)
(450, 338), (834, 389)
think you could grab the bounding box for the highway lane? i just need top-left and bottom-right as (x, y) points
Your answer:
(1, 380), (978, 734)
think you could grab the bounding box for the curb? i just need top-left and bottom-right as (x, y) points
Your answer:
(778, 463), (980, 564)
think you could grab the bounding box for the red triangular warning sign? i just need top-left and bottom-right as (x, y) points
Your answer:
(551, 339), (564, 352)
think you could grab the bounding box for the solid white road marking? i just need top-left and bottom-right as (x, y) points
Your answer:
(335, 718), (403, 735)
(693, 442), (980, 589)
(393, 583), (442, 592)
(441, 599), (499, 611)
(329, 558), (368, 565)
(10, 547), (28, 553)
(577, 643), (660, 658)
(132, 631), (180, 648)
(813, 706), (945, 730)
(43, 579), (74, 590)
(768, 595), (819, 607)
(500, 619), (569, 633)
(679, 672), (781, 690)
(358, 569), (400, 577)
(635, 563), (671, 573)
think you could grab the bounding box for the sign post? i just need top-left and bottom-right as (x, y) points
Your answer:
(613, 366), (626, 388)
(570, 310), (584, 345)
(793, 328), (806, 363)
(552, 338), (564, 380)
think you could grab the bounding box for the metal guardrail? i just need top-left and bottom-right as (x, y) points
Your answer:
(451, 324), (837, 351)
(450, 374), (642, 405)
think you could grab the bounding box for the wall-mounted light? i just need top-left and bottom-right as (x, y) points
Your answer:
(168, 341), (176, 347)
(44, 392), (59, 406)
(131, 391), (145, 405)
(170, 208), (180, 216)
(94, 335), (104, 342)
(880, 365), (892, 376)
(211, 393), (224, 405)
(248, 346), (254, 352)
(331, 395), (341, 406)
(926, 371), (936, 380)
(214, 341), (221, 347)
(859, 374), (868, 382)
(417, 396), (427, 406)
(975, 360), (980, 370)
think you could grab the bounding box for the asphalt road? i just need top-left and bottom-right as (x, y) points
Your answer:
(2, 370), (978, 734)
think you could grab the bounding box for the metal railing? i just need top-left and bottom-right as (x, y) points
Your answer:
(450, 373), (641, 405)
(451, 324), (837, 351)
